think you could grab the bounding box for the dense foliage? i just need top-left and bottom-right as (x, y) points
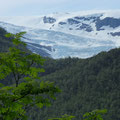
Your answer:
(29, 49), (120, 120)
(0, 27), (13, 52)
(0, 31), (60, 119)
(0, 27), (120, 120)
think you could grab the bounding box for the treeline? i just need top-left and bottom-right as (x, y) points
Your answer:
(29, 48), (120, 120)
(0, 27), (13, 52)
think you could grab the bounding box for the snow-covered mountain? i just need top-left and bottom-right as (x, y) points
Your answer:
(0, 10), (120, 58)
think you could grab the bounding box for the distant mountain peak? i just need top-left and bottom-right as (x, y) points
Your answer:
(0, 10), (120, 58)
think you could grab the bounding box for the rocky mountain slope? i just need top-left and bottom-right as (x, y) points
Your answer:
(0, 10), (120, 58)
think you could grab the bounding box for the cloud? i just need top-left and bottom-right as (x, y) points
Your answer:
(0, 0), (119, 16)
(0, 0), (69, 15)
(0, 0), (68, 8)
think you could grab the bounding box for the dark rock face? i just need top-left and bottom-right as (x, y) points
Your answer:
(69, 28), (73, 30)
(110, 32), (120, 36)
(26, 42), (51, 57)
(96, 17), (120, 31)
(74, 16), (101, 22)
(43, 14), (120, 34)
(74, 16), (85, 20)
(76, 23), (93, 32)
(67, 18), (80, 25)
(74, 15), (120, 31)
(59, 22), (67, 25)
(43, 16), (56, 24)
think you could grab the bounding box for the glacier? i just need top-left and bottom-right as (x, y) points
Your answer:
(0, 10), (120, 58)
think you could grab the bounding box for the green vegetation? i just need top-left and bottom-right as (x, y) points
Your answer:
(49, 114), (75, 120)
(0, 27), (13, 52)
(29, 48), (120, 120)
(0, 31), (60, 119)
(0, 27), (120, 120)
(83, 109), (107, 120)
(48, 109), (107, 120)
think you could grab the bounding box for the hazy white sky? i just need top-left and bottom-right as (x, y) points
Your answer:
(0, 0), (120, 16)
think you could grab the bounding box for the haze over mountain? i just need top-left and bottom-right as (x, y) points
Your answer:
(0, 10), (120, 58)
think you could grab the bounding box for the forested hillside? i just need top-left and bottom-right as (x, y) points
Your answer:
(29, 48), (120, 120)
(0, 27), (13, 52)
(0, 27), (120, 120)
(0, 27), (30, 53)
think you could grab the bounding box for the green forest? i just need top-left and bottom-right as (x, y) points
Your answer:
(0, 27), (120, 120)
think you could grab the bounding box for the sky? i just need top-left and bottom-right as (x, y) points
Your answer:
(0, 0), (120, 16)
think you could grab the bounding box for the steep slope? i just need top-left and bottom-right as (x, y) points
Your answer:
(0, 27), (120, 120)
(29, 48), (120, 120)
(0, 27), (13, 52)
(1, 10), (120, 40)
(0, 10), (120, 58)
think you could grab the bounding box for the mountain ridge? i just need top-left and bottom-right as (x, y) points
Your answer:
(0, 10), (120, 58)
